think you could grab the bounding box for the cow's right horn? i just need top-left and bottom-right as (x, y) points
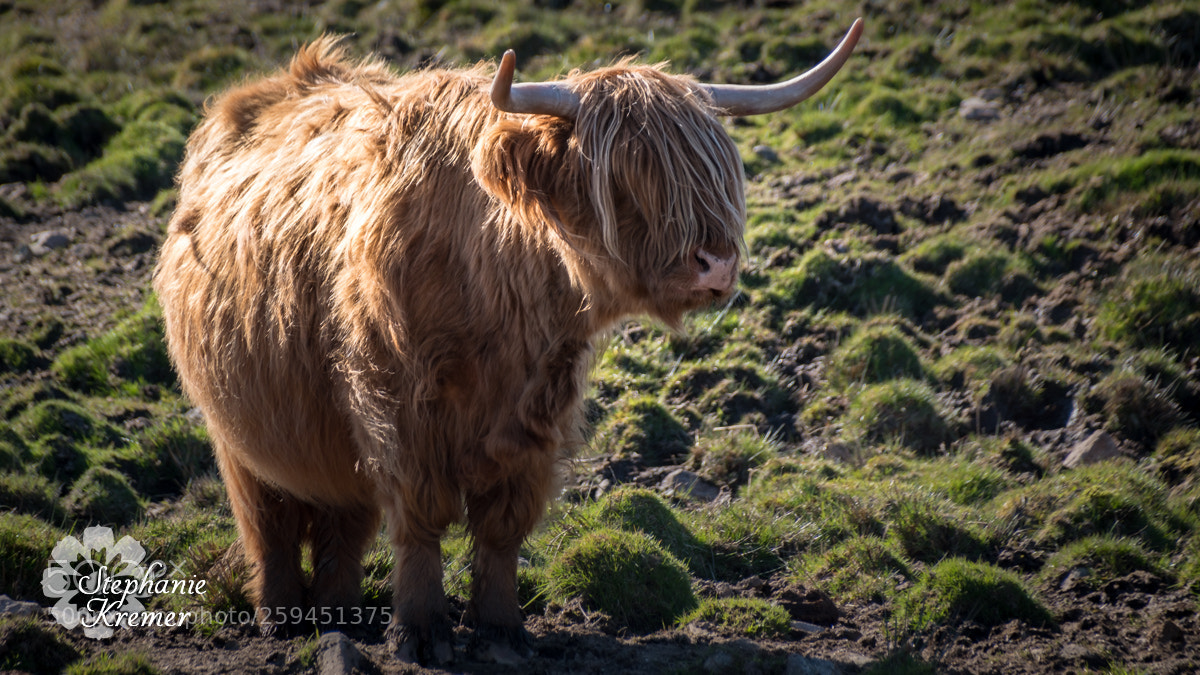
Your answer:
(491, 50), (581, 119)
(704, 18), (863, 116)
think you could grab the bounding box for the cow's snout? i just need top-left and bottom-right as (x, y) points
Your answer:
(692, 248), (737, 293)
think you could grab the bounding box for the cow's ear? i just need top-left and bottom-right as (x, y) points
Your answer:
(471, 118), (578, 233)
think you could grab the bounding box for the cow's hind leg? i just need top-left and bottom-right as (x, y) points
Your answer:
(382, 480), (460, 665)
(218, 449), (308, 636)
(308, 500), (381, 630)
(464, 460), (555, 664)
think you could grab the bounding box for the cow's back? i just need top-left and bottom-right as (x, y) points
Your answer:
(154, 38), (496, 504)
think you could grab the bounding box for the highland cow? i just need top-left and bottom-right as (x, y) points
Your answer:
(154, 20), (861, 664)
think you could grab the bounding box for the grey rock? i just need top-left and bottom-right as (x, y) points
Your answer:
(661, 469), (721, 502)
(29, 229), (71, 256)
(1063, 430), (1122, 468)
(752, 145), (780, 163)
(316, 631), (365, 675)
(0, 594), (41, 617)
(959, 96), (1000, 121)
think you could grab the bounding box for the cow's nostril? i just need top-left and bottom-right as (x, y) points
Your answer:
(696, 253), (711, 273)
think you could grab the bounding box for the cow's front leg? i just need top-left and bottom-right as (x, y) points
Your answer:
(382, 484), (459, 666)
(464, 455), (555, 664)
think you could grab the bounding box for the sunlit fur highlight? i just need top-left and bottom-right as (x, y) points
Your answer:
(154, 35), (746, 649)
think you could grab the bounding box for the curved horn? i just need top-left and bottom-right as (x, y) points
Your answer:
(490, 50), (581, 119)
(704, 18), (864, 116)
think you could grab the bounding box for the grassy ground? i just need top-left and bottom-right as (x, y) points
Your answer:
(1, 0), (1199, 673)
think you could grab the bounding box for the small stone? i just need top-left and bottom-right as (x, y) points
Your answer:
(1059, 566), (1092, 593)
(791, 620), (825, 633)
(959, 96), (999, 121)
(660, 469), (721, 502)
(753, 145), (780, 163)
(0, 594), (41, 617)
(1063, 430), (1122, 468)
(316, 631), (364, 675)
(29, 229), (71, 256)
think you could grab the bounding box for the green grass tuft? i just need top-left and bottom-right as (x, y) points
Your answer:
(592, 395), (692, 466)
(63, 466), (145, 526)
(18, 399), (119, 447)
(827, 321), (924, 387)
(0, 470), (62, 520)
(998, 462), (1193, 551)
(665, 361), (790, 428)
(1097, 252), (1200, 353)
(124, 417), (213, 498)
(588, 487), (705, 570)
(931, 346), (1013, 393)
(679, 597), (791, 638)
(883, 492), (991, 563)
(0, 512), (63, 600)
(1089, 369), (1183, 447)
(172, 45), (252, 92)
(764, 248), (942, 321)
(794, 535), (912, 603)
(547, 528), (697, 633)
(0, 338), (38, 374)
(31, 434), (92, 485)
(901, 233), (968, 276)
(901, 558), (1054, 630)
(1155, 427), (1200, 486)
(680, 501), (792, 581)
(0, 616), (80, 673)
(54, 120), (186, 209)
(52, 299), (172, 394)
(942, 250), (1038, 302)
(688, 428), (778, 488)
(844, 380), (954, 454)
(1038, 535), (1164, 588)
(1077, 149), (1200, 212)
(0, 424), (31, 470)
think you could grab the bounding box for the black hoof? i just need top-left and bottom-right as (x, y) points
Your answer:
(387, 620), (454, 666)
(469, 623), (533, 665)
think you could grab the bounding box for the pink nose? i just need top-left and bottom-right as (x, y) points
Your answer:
(693, 248), (737, 293)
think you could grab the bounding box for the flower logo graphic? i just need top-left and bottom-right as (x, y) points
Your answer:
(42, 526), (152, 639)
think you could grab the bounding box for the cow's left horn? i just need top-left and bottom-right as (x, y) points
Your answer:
(704, 18), (864, 116)
(491, 50), (581, 119)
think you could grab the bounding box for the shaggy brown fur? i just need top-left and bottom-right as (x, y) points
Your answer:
(154, 37), (744, 662)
